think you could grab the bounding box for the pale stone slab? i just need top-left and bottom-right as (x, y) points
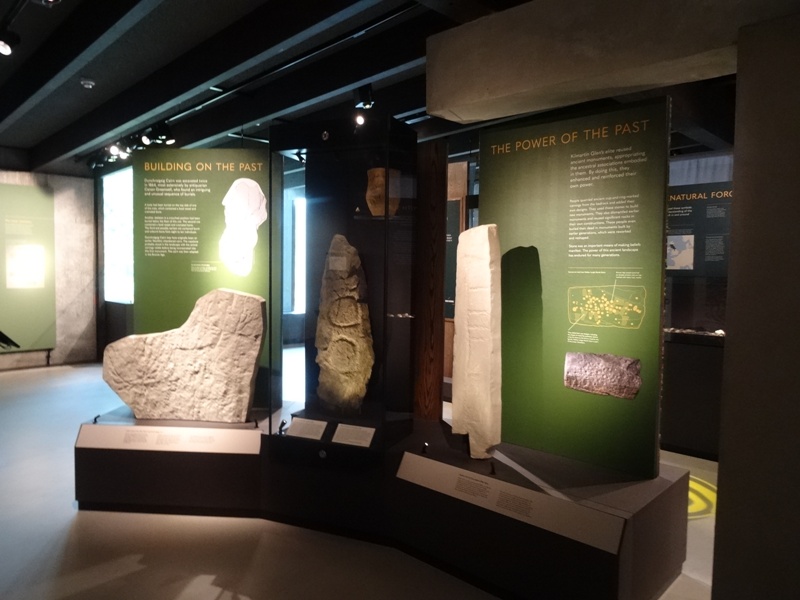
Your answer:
(315, 234), (374, 413)
(564, 352), (642, 400)
(451, 224), (502, 459)
(103, 288), (266, 423)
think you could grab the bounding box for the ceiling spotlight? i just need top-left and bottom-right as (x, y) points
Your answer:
(355, 113), (366, 126)
(353, 84), (374, 110)
(0, 30), (21, 56)
(80, 78), (95, 89)
(140, 132), (152, 146)
(152, 123), (175, 145)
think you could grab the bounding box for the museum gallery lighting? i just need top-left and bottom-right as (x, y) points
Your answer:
(354, 84), (375, 110)
(0, 0), (64, 57)
(151, 123), (176, 145)
(0, 29), (20, 55)
(85, 121), (177, 169)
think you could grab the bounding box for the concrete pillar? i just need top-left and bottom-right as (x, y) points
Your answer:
(712, 12), (800, 599)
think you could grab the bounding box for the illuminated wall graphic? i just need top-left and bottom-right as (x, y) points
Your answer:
(6, 243), (46, 289)
(218, 178), (268, 276)
(102, 167), (134, 304)
(480, 101), (669, 478)
(0, 183), (56, 352)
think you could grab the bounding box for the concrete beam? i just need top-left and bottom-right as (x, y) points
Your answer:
(426, 0), (797, 123)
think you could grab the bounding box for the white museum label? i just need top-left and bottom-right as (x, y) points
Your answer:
(75, 423), (262, 454)
(285, 417), (327, 440)
(331, 423), (375, 447)
(396, 452), (625, 553)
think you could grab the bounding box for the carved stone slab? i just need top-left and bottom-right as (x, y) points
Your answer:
(103, 288), (266, 423)
(563, 352), (642, 400)
(451, 224), (502, 459)
(315, 234), (374, 413)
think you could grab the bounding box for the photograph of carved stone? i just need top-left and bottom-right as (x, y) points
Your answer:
(103, 288), (266, 423)
(315, 234), (375, 413)
(451, 224), (502, 459)
(563, 351), (642, 400)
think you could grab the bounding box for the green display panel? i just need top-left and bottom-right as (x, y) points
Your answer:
(132, 149), (270, 369)
(0, 183), (56, 353)
(480, 101), (669, 478)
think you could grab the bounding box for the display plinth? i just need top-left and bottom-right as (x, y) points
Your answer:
(259, 418), (688, 600)
(386, 420), (687, 600)
(75, 412), (263, 515)
(74, 414), (687, 599)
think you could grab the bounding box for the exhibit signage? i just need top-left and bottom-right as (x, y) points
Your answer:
(132, 149), (271, 402)
(397, 452), (625, 552)
(0, 183), (56, 353)
(479, 101), (669, 478)
(666, 181), (732, 277)
(76, 423), (262, 454)
(133, 148), (269, 332)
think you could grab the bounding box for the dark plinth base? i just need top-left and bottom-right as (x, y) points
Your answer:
(662, 333), (723, 460)
(74, 415), (687, 600)
(75, 417), (263, 516)
(270, 403), (412, 469)
(384, 420), (687, 600)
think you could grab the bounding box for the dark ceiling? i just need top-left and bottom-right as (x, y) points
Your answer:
(0, 0), (735, 177)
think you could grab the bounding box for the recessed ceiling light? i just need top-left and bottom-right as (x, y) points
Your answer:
(80, 78), (95, 89)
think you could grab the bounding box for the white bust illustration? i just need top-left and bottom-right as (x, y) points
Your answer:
(218, 178), (268, 276)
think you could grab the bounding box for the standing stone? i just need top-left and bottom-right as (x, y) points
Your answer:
(451, 224), (502, 459)
(315, 234), (374, 413)
(103, 289), (266, 423)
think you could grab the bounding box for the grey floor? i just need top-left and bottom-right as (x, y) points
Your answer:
(0, 364), (715, 599)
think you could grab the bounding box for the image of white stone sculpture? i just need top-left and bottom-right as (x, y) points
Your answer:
(315, 234), (374, 413)
(451, 224), (502, 459)
(218, 178), (268, 276)
(563, 351), (642, 400)
(103, 288), (266, 423)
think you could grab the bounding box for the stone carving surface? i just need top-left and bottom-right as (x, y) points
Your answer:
(563, 351), (642, 400)
(103, 288), (266, 423)
(451, 224), (502, 459)
(315, 234), (374, 413)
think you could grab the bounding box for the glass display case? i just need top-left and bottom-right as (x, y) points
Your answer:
(268, 114), (417, 466)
